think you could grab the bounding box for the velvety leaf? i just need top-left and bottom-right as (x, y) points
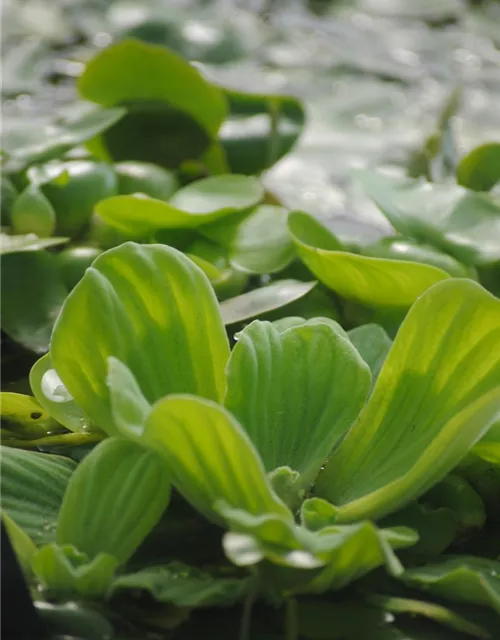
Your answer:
(268, 467), (304, 512)
(289, 211), (449, 308)
(57, 438), (170, 564)
(110, 562), (249, 607)
(300, 498), (339, 532)
(1, 250), (68, 353)
(3, 107), (125, 173)
(78, 39), (227, 138)
(33, 544), (118, 598)
(220, 280), (316, 325)
(143, 395), (291, 523)
(2, 511), (37, 576)
(403, 557), (500, 614)
(0, 392), (62, 439)
(316, 279), (500, 522)
(224, 319), (371, 486)
(370, 595), (489, 638)
(51, 243), (229, 435)
(1, 447), (76, 545)
(0, 233), (68, 255)
(30, 353), (90, 433)
(95, 174), (263, 235)
(457, 143), (500, 192)
(356, 170), (500, 266)
(201, 204), (295, 274)
(348, 324), (392, 384)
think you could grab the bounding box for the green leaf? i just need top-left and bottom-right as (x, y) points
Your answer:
(403, 557), (500, 614)
(2, 511), (37, 576)
(115, 161), (179, 200)
(110, 562), (249, 607)
(78, 39), (227, 138)
(348, 324), (392, 385)
(457, 143), (500, 192)
(3, 107), (125, 173)
(364, 237), (475, 278)
(289, 211), (449, 308)
(224, 319), (371, 486)
(300, 498), (339, 532)
(0, 392), (62, 439)
(34, 601), (114, 639)
(1, 250), (68, 353)
(57, 438), (170, 564)
(220, 280), (316, 325)
(356, 170), (500, 266)
(381, 502), (458, 561)
(201, 204), (295, 274)
(106, 357), (151, 439)
(1, 447), (76, 545)
(95, 175), (263, 236)
(316, 279), (500, 522)
(143, 395), (291, 523)
(369, 595), (489, 639)
(30, 354), (90, 433)
(268, 467), (305, 512)
(424, 475), (486, 535)
(218, 88), (305, 175)
(0, 233), (68, 255)
(51, 243), (229, 435)
(11, 184), (56, 238)
(33, 544), (118, 598)
(219, 503), (415, 593)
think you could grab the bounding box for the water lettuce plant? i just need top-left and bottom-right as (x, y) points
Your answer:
(3, 4), (500, 638)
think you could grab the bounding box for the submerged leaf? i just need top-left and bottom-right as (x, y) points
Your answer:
(316, 279), (500, 522)
(51, 243), (229, 435)
(225, 319), (371, 486)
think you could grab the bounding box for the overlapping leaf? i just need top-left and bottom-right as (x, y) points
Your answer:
(51, 243), (229, 435)
(225, 319), (371, 486)
(289, 211), (448, 308)
(143, 395), (291, 523)
(57, 438), (170, 564)
(96, 175), (263, 236)
(316, 279), (500, 522)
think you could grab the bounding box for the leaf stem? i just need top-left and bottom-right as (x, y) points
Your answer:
(1, 432), (105, 449)
(285, 597), (298, 640)
(239, 574), (258, 640)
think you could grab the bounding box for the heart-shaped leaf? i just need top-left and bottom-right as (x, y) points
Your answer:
(1, 447), (76, 545)
(289, 211), (449, 308)
(316, 279), (500, 522)
(51, 243), (229, 435)
(96, 175), (263, 236)
(57, 437), (170, 564)
(143, 395), (291, 523)
(356, 170), (500, 266)
(225, 319), (371, 486)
